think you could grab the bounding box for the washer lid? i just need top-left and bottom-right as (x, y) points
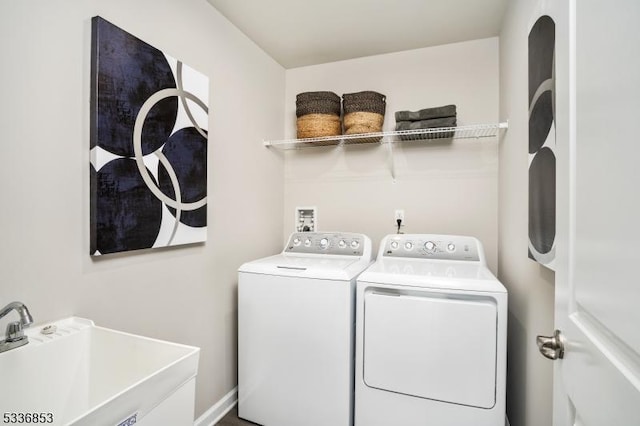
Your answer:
(358, 258), (506, 293)
(239, 253), (372, 280)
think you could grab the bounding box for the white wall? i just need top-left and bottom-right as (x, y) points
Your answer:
(0, 0), (284, 418)
(284, 38), (500, 272)
(499, 1), (556, 425)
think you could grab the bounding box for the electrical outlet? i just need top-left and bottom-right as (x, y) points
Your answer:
(395, 210), (405, 222)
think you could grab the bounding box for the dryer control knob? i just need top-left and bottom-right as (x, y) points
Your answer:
(304, 239), (312, 247)
(390, 241), (399, 250)
(405, 242), (414, 250)
(424, 241), (436, 251)
(351, 240), (360, 249)
(320, 238), (329, 249)
(293, 237), (301, 246)
(447, 243), (456, 252)
(338, 240), (347, 248)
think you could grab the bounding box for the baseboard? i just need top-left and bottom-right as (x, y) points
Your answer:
(194, 386), (238, 426)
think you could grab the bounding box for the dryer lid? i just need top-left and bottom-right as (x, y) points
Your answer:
(358, 258), (507, 293)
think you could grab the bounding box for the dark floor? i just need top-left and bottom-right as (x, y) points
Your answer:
(216, 406), (258, 426)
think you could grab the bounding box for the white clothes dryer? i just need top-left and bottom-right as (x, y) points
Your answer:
(355, 234), (507, 426)
(238, 232), (373, 426)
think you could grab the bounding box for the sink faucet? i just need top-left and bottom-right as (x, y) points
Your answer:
(0, 301), (34, 353)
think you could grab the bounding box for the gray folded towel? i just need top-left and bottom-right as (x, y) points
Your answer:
(394, 104), (457, 122)
(395, 116), (457, 131)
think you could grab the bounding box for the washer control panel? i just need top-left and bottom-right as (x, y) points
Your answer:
(285, 232), (366, 256)
(382, 234), (481, 262)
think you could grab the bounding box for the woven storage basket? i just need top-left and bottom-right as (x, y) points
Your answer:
(296, 91), (340, 102)
(296, 113), (341, 139)
(296, 99), (341, 117)
(342, 91), (386, 115)
(343, 111), (384, 134)
(342, 91), (386, 135)
(296, 91), (341, 117)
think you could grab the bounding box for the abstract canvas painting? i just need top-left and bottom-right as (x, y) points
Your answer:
(90, 16), (209, 255)
(528, 15), (556, 269)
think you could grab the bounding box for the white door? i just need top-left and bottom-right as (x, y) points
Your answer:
(546, 0), (640, 425)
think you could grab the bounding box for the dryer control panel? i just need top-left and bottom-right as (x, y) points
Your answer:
(285, 232), (368, 256)
(381, 234), (482, 262)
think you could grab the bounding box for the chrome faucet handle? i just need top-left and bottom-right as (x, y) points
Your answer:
(6, 321), (24, 342)
(0, 302), (33, 353)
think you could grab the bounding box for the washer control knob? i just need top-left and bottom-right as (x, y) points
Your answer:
(390, 241), (399, 250)
(304, 238), (312, 247)
(338, 240), (347, 248)
(405, 242), (414, 250)
(351, 240), (360, 249)
(320, 238), (329, 249)
(447, 243), (456, 252)
(424, 241), (436, 251)
(293, 237), (301, 246)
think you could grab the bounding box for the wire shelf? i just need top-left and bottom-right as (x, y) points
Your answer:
(263, 122), (508, 149)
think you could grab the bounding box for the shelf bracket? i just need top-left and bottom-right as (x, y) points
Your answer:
(386, 140), (396, 181)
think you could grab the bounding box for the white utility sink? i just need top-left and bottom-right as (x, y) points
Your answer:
(0, 317), (200, 426)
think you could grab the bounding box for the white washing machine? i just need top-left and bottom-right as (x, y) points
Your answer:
(355, 234), (507, 426)
(238, 232), (373, 426)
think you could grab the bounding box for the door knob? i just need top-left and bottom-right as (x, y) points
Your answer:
(536, 329), (565, 360)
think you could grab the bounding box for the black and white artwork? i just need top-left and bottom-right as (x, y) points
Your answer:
(90, 17), (209, 255)
(528, 15), (556, 269)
